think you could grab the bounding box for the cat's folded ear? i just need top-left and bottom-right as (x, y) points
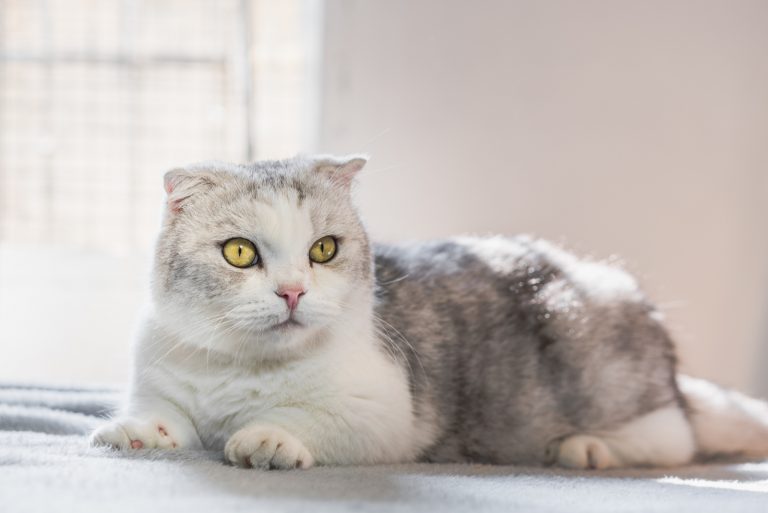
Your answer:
(163, 167), (220, 213)
(312, 154), (368, 189)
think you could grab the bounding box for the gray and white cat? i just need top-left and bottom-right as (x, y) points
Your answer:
(91, 154), (768, 469)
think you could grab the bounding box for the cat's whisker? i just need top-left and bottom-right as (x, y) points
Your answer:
(377, 273), (411, 286)
(360, 127), (391, 146)
(138, 313), (226, 370)
(329, 295), (427, 387)
(138, 306), (255, 372)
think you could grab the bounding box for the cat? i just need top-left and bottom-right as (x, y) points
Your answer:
(91, 154), (768, 469)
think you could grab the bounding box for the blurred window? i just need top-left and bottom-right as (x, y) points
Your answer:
(0, 0), (320, 254)
(0, 0), (321, 383)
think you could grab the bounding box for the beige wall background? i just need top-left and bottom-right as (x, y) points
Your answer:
(1, 0), (766, 393)
(320, 0), (768, 394)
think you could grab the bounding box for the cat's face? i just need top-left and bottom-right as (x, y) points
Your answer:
(152, 155), (372, 361)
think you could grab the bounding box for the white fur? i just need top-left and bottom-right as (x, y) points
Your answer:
(93, 296), (424, 468)
(553, 406), (696, 469)
(92, 193), (426, 469)
(678, 375), (768, 459)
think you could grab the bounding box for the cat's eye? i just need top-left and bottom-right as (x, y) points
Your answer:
(222, 238), (258, 268)
(309, 236), (337, 264)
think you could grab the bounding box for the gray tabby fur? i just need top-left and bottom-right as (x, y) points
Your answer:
(374, 238), (680, 464)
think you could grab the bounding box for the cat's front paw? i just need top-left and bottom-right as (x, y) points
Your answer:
(90, 417), (180, 451)
(225, 424), (314, 470)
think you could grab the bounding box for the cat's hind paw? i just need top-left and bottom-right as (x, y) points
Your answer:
(225, 424), (314, 470)
(550, 434), (617, 470)
(90, 418), (180, 451)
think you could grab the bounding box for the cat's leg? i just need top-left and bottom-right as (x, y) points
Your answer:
(224, 392), (417, 470)
(90, 400), (202, 451)
(551, 405), (695, 469)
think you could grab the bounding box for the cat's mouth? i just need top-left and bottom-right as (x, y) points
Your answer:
(269, 318), (303, 331)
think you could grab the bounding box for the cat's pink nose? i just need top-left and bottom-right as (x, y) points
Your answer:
(276, 286), (305, 311)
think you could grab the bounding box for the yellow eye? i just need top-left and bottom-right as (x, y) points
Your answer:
(309, 236), (337, 264)
(222, 238), (258, 268)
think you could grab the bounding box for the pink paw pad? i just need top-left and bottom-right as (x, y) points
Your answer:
(130, 440), (144, 449)
(157, 425), (177, 448)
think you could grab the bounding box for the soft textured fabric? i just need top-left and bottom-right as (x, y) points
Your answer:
(1, 382), (767, 513)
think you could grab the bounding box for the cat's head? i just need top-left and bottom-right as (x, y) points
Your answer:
(152, 154), (373, 361)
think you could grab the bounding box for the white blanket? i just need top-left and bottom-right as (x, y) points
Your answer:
(2, 382), (767, 513)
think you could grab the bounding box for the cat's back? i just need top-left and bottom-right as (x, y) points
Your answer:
(373, 235), (586, 326)
(374, 235), (562, 292)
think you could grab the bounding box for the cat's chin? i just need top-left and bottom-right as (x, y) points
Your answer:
(268, 318), (304, 332)
(232, 311), (321, 338)
(224, 320), (326, 360)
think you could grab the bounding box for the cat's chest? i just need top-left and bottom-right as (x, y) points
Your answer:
(173, 361), (328, 448)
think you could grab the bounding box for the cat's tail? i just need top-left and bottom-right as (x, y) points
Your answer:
(678, 374), (768, 460)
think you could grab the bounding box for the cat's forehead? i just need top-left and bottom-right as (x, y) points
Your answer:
(227, 170), (351, 222)
(234, 189), (314, 254)
(171, 160), (362, 249)
(205, 182), (304, 227)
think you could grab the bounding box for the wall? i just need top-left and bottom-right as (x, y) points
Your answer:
(320, 0), (768, 393)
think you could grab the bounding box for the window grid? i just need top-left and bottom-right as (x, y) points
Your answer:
(0, 0), (251, 253)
